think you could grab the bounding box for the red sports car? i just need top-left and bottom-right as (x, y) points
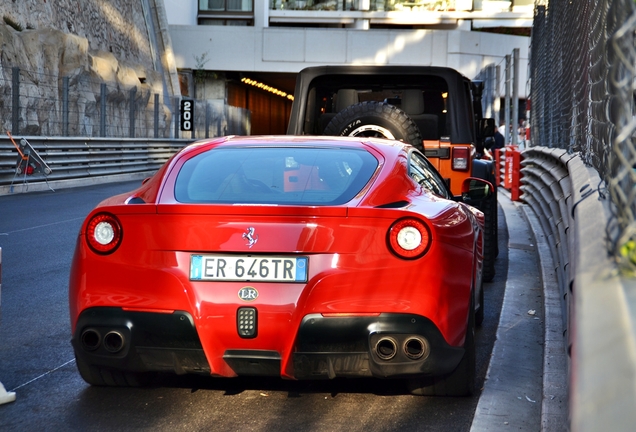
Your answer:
(69, 135), (491, 396)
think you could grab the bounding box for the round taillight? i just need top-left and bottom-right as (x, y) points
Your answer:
(86, 213), (122, 254)
(388, 218), (431, 259)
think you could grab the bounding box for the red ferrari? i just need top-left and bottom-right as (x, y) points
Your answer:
(69, 135), (491, 396)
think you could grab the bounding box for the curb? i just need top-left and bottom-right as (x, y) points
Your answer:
(471, 190), (568, 431)
(521, 203), (569, 430)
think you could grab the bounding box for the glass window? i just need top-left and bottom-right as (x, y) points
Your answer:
(199, 18), (253, 25)
(175, 146), (379, 205)
(305, 74), (450, 138)
(202, 0), (224, 10)
(200, 0), (253, 11)
(409, 152), (450, 198)
(199, 18), (226, 25)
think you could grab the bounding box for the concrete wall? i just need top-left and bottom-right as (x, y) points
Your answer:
(162, 0), (197, 25)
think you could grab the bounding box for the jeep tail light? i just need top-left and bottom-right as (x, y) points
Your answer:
(452, 146), (470, 171)
(86, 213), (122, 254)
(388, 218), (431, 259)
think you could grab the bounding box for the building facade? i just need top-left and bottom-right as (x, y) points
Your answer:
(163, 0), (532, 134)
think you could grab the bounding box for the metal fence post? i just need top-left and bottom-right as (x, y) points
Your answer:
(512, 48), (520, 147)
(62, 76), (69, 137)
(504, 54), (511, 144)
(11, 67), (20, 135)
(174, 97), (180, 139)
(495, 64), (501, 125)
(154, 93), (159, 138)
(205, 103), (210, 138)
(100, 83), (106, 137)
(129, 87), (136, 138)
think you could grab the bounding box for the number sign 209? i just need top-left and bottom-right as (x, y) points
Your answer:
(180, 99), (194, 131)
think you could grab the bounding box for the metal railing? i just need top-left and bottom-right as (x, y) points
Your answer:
(531, 0), (636, 271)
(529, 1), (636, 429)
(0, 136), (193, 193)
(518, 146), (636, 431)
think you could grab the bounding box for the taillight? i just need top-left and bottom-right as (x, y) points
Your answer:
(387, 218), (431, 259)
(86, 213), (122, 254)
(452, 146), (470, 171)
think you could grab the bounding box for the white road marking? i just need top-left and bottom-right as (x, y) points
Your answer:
(10, 359), (76, 392)
(0, 217), (84, 236)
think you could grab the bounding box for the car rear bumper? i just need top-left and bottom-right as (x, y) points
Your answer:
(71, 307), (211, 375)
(72, 308), (464, 379)
(292, 313), (464, 379)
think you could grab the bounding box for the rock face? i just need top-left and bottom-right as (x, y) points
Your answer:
(0, 0), (154, 72)
(0, 0), (177, 137)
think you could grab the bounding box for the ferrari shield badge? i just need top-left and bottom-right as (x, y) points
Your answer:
(242, 227), (258, 248)
(238, 286), (259, 301)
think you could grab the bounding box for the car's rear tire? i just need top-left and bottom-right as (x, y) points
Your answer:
(407, 299), (476, 396)
(75, 355), (154, 387)
(323, 101), (423, 149)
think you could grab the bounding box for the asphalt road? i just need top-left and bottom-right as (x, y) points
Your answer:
(0, 180), (510, 431)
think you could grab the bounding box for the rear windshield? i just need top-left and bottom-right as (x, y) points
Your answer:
(174, 146), (379, 205)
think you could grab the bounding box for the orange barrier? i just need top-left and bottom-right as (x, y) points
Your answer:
(504, 145), (522, 201)
(494, 145), (523, 201)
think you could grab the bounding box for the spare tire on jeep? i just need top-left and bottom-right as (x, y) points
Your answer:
(324, 101), (423, 150)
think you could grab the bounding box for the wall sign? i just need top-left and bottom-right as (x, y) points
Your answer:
(180, 99), (194, 131)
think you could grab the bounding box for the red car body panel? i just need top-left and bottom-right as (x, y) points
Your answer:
(69, 135), (484, 381)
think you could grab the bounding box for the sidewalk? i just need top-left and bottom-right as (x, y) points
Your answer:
(471, 191), (569, 431)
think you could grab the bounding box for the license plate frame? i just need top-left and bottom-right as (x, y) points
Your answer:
(190, 254), (308, 283)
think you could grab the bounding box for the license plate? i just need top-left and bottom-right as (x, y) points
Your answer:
(190, 255), (308, 282)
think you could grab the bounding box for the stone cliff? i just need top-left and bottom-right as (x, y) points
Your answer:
(0, 0), (179, 137)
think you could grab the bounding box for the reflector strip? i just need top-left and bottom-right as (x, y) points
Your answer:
(121, 308), (175, 314)
(321, 313), (382, 317)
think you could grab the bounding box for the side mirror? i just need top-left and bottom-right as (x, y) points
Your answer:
(457, 177), (493, 205)
(479, 118), (495, 138)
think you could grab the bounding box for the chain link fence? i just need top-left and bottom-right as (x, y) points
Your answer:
(0, 66), (250, 140)
(530, 0), (636, 272)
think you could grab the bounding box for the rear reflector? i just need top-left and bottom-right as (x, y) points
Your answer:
(237, 307), (257, 338)
(452, 146), (470, 171)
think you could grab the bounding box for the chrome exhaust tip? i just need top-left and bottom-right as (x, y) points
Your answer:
(375, 337), (398, 361)
(103, 330), (125, 353)
(80, 328), (101, 351)
(403, 337), (430, 360)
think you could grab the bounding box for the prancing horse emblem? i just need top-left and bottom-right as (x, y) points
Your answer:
(242, 227), (258, 248)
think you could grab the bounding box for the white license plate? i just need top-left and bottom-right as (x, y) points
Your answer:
(190, 255), (308, 282)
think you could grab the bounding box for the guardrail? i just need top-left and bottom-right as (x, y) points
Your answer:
(519, 146), (636, 430)
(0, 136), (194, 194)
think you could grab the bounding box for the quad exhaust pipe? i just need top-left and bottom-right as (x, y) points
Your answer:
(80, 328), (125, 353)
(374, 336), (429, 361)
